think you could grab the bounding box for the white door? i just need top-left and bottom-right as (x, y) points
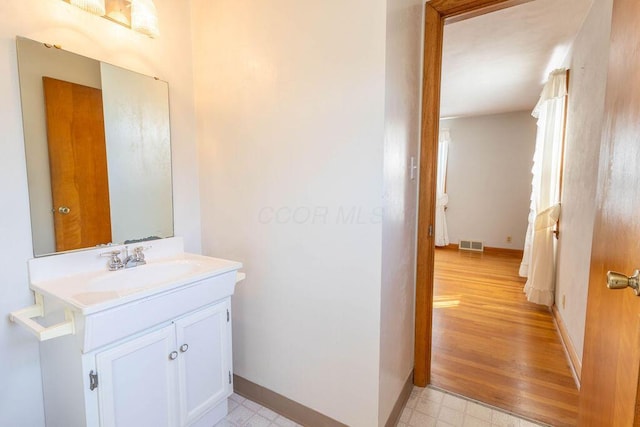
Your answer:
(175, 300), (232, 426)
(95, 325), (178, 427)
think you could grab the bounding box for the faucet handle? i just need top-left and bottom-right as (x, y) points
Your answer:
(100, 249), (121, 256)
(132, 246), (149, 263)
(100, 250), (124, 271)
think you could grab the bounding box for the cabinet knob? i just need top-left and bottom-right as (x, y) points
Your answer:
(168, 351), (178, 360)
(180, 344), (189, 353)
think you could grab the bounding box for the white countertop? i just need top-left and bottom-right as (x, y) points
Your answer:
(27, 238), (242, 315)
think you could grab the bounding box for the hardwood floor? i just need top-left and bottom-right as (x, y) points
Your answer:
(430, 247), (579, 426)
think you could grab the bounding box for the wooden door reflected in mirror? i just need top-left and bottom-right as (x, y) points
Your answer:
(43, 77), (112, 252)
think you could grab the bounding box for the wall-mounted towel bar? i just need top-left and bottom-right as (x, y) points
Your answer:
(10, 273), (244, 341)
(9, 293), (75, 341)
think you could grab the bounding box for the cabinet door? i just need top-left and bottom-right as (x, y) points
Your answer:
(95, 325), (178, 427)
(175, 300), (232, 426)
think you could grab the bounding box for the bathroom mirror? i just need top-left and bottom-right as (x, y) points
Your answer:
(17, 36), (174, 257)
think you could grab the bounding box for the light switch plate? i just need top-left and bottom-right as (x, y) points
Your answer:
(410, 156), (417, 181)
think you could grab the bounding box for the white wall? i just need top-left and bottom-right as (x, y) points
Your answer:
(0, 1), (200, 425)
(379, 0), (422, 423)
(440, 111), (536, 250)
(555, 0), (613, 363)
(192, 1), (392, 425)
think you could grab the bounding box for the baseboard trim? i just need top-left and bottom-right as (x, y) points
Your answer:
(483, 246), (524, 257)
(441, 243), (460, 251)
(233, 375), (348, 427)
(439, 243), (524, 257)
(384, 370), (414, 427)
(551, 305), (582, 389)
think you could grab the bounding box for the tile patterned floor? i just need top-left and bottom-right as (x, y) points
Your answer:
(215, 386), (548, 427)
(399, 386), (548, 427)
(214, 392), (300, 427)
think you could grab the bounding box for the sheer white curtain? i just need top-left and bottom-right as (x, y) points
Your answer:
(435, 129), (450, 247)
(520, 69), (567, 306)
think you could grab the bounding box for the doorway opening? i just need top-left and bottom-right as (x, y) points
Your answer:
(414, 0), (589, 424)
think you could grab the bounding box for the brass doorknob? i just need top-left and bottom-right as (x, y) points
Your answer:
(58, 206), (71, 215)
(607, 270), (640, 296)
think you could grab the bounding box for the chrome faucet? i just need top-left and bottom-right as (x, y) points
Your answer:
(123, 246), (148, 269)
(100, 250), (125, 271)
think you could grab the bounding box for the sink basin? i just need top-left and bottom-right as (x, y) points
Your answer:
(27, 238), (243, 315)
(87, 260), (203, 292)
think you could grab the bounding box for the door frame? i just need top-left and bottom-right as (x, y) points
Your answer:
(414, 0), (535, 386)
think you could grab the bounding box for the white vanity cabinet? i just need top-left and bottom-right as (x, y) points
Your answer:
(12, 239), (243, 427)
(175, 302), (232, 425)
(95, 324), (179, 427)
(94, 300), (232, 427)
(40, 292), (235, 427)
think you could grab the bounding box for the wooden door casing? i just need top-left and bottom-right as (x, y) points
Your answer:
(415, 0), (529, 386)
(578, 0), (640, 423)
(42, 77), (112, 252)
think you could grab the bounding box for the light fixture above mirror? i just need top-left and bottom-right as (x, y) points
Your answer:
(70, 0), (106, 16)
(130, 0), (160, 38)
(64, 0), (160, 38)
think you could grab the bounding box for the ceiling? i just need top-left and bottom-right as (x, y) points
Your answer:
(440, 0), (594, 119)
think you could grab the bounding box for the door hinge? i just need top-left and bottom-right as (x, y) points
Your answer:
(89, 370), (98, 391)
(228, 371), (232, 384)
(428, 224), (433, 237)
(227, 309), (230, 322)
